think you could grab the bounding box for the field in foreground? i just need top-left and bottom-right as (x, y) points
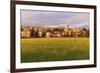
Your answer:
(21, 38), (89, 63)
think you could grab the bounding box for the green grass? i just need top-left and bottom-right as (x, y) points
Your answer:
(21, 38), (89, 63)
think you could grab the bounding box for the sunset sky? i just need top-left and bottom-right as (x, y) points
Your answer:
(21, 10), (90, 28)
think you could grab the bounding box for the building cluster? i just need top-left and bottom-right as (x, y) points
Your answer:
(21, 25), (89, 38)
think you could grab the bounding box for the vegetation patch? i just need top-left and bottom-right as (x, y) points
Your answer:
(21, 38), (89, 63)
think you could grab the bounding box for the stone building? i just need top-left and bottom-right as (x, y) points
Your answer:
(21, 26), (32, 38)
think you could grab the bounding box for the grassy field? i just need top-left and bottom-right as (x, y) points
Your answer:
(21, 38), (89, 63)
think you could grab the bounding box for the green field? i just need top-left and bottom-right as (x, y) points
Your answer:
(21, 38), (89, 63)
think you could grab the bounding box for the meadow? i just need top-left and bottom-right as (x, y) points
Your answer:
(21, 38), (89, 63)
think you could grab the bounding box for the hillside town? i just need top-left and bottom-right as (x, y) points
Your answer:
(21, 25), (89, 38)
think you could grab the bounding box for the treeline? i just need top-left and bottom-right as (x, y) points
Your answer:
(21, 26), (89, 38)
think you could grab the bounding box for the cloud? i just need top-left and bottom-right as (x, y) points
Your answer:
(66, 13), (89, 24)
(21, 10), (89, 28)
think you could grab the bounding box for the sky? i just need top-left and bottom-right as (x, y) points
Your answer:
(21, 10), (90, 29)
